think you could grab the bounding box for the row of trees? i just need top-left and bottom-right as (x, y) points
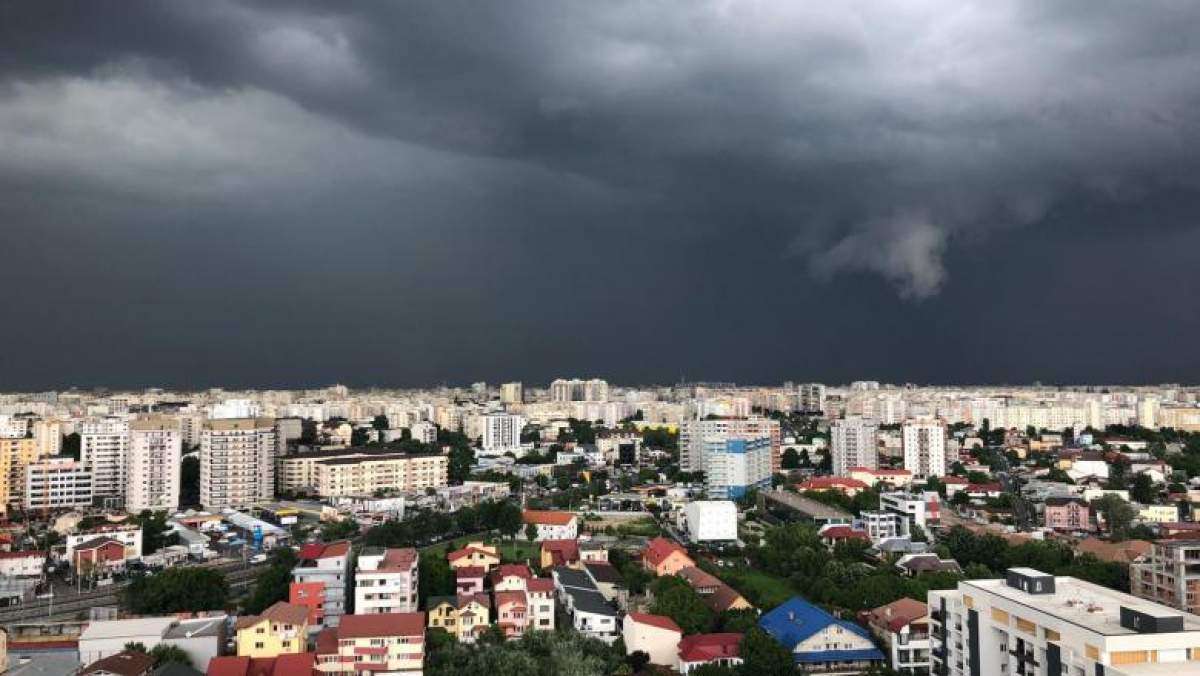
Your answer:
(939, 526), (1129, 590)
(363, 500), (525, 548)
(123, 566), (229, 614)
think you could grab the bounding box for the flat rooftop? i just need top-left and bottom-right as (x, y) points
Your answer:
(761, 491), (853, 520)
(964, 576), (1200, 636)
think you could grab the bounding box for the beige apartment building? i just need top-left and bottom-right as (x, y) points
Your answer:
(0, 437), (42, 511)
(279, 449), (447, 498)
(201, 418), (276, 510)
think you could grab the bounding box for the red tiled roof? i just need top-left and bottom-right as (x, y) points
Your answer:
(798, 477), (868, 491)
(643, 537), (690, 567)
(522, 510), (575, 526)
(820, 526), (869, 541)
(678, 633), (742, 663)
(207, 656), (252, 676)
(627, 612), (682, 633)
(941, 476), (968, 484)
(298, 541), (351, 561)
(380, 548), (418, 569)
(336, 612), (425, 639)
(966, 483), (1001, 492)
(527, 577), (555, 593)
(448, 546), (497, 563)
(81, 651), (155, 676)
(541, 539), (580, 565)
(456, 566), (486, 578)
(490, 563), (532, 581)
(272, 653), (316, 676)
(867, 598), (928, 633)
(494, 590), (527, 608)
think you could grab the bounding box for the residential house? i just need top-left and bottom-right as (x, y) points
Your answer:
(580, 542), (608, 564)
(426, 594), (490, 643)
(0, 550), (46, 577)
(81, 616), (226, 670)
(677, 566), (752, 614)
(527, 578), (556, 632)
(446, 543), (500, 572)
(490, 564), (533, 592)
(797, 477), (869, 497)
(455, 566), (485, 595)
(622, 613), (682, 667)
(677, 633), (743, 675)
(494, 591), (530, 638)
(80, 651), (156, 676)
(1044, 497), (1092, 532)
(521, 510), (578, 541)
(864, 598), (930, 676)
(895, 553), (963, 578)
(206, 653), (316, 676)
(552, 566), (619, 642)
(583, 561), (627, 606)
(313, 612), (424, 676)
(540, 540), (580, 568)
(235, 602), (309, 658)
(760, 597), (885, 673)
(642, 537), (694, 577)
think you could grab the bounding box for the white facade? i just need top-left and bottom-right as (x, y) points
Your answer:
(80, 417), (129, 506)
(831, 416), (879, 475)
(930, 569), (1200, 676)
(354, 547), (419, 614)
(902, 418), (947, 479)
(24, 458), (94, 511)
(409, 421), (437, 444)
(703, 436), (772, 500)
(200, 418), (276, 510)
(682, 501), (738, 542)
(127, 416), (182, 513)
(481, 412), (524, 453)
(66, 525), (143, 562)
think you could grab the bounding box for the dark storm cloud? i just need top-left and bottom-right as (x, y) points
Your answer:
(2, 1), (1200, 388)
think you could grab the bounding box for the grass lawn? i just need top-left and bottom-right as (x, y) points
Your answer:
(418, 533), (539, 564)
(711, 561), (798, 611)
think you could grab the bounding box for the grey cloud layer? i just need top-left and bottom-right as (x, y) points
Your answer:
(3, 0), (1200, 298)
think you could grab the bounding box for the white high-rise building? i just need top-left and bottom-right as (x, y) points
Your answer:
(902, 418), (947, 479)
(200, 418), (276, 510)
(481, 413), (524, 453)
(680, 417), (782, 473)
(831, 416), (879, 475)
(500, 382), (524, 405)
(80, 417), (129, 508)
(32, 419), (63, 456)
(126, 416), (182, 514)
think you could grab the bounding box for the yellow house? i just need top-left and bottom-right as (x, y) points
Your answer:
(426, 593), (491, 643)
(447, 542), (501, 572)
(235, 601), (310, 657)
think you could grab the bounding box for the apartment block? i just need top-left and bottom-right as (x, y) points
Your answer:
(291, 541), (353, 631)
(355, 547), (419, 614)
(1131, 540), (1200, 615)
(24, 458), (94, 511)
(279, 449), (447, 498)
(680, 416), (782, 473)
(80, 417), (130, 508)
(200, 418), (276, 510)
(930, 568), (1200, 676)
(314, 612), (425, 676)
(127, 416), (182, 513)
(831, 416), (879, 475)
(0, 436), (42, 510)
(903, 418), (948, 479)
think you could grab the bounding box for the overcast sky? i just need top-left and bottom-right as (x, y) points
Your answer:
(2, 1), (1200, 390)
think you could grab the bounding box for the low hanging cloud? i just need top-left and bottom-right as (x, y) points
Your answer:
(2, 0), (1200, 299)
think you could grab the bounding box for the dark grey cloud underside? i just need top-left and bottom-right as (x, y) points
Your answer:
(2, 0), (1200, 388)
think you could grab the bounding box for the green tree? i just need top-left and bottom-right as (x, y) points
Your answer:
(498, 504), (523, 540)
(524, 523), (538, 542)
(1092, 494), (1136, 538)
(124, 567), (229, 614)
(739, 627), (795, 676)
(372, 415), (390, 431)
(1130, 473), (1156, 504)
(649, 575), (714, 634)
(149, 644), (193, 667)
(133, 510), (173, 554)
(781, 448), (800, 470)
(716, 607), (760, 633)
(243, 547), (299, 614)
(320, 518), (359, 541)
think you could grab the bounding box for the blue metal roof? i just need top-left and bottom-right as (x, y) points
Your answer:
(759, 596), (879, 654)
